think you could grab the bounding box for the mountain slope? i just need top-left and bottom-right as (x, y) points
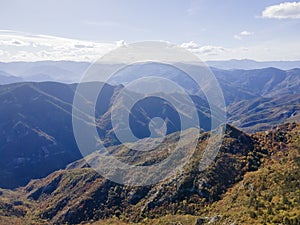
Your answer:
(0, 77), (299, 188)
(17, 125), (258, 224)
(0, 82), (214, 188)
(0, 82), (81, 188)
(0, 123), (299, 224)
(209, 123), (300, 224)
(213, 67), (300, 97)
(228, 94), (300, 132)
(0, 82), (120, 188)
(0, 71), (23, 85)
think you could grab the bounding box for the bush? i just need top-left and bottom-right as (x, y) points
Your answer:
(249, 211), (257, 219)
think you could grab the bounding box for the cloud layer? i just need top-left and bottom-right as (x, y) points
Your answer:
(262, 2), (300, 19)
(1, 30), (300, 62)
(0, 30), (120, 62)
(181, 41), (227, 56)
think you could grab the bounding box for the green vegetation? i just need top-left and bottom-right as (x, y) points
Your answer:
(0, 123), (299, 224)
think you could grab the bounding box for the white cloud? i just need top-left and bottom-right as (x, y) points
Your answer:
(181, 41), (200, 49)
(0, 38), (31, 46)
(234, 31), (253, 40)
(181, 42), (228, 56)
(181, 40), (300, 61)
(240, 31), (253, 36)
(198, 45), (227, 55)
(262, 2), (300, 19)
(1, 30), (300, 62)
(0, 30), (119, 62)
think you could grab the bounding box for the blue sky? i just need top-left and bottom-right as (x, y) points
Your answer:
(0, 0), (300, 61)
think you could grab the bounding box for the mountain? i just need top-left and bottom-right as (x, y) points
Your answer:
(1, 60), (300, 84)
(0, 82), (124, 188)
(0, 81), (214, 188)
(25, 125), (255, 224)
(213, 67), (300, 97)
(228, 94), (300, 132)
(0, 123), (299, 225)
(0, 61), (90, 83)
(107, 62), (261, 107)
(0, 82), (82, 188)
(103, 62), (300, 103)
(21, 66), (75, 83)
(1, 64), (300, 187)
(0, 71), (23, 85)
(83, 62), (300, 108)
(0, 64), (300, 187)
(0, 60), (299, 224)
(210, 123), (300, 225)
(103, 62), (300, 97)
(207, 59), (300, 70)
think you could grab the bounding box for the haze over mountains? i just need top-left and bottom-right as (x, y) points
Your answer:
(1, 59), (300, 84)
(207, 59), (300, 70)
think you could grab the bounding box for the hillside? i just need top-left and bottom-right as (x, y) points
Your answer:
(228, 94), (300, 132)
(0, 82), (213, 188)
(213, 68), (300, 98)
(0, 71), (23, 85)
(0, 69), (299, 188)
(209, 122), (300, 224)
(0, 123), (299, 224)
(0, 82), (120, 188)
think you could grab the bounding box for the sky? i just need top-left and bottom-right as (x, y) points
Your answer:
(0, 0), (300, 62)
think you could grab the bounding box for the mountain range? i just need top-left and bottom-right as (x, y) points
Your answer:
(207, 59), (300, 70)
(0, 81), (214, 188)
(0, 122), (299, 225)
(0, 63), (299, 188)
(0, 61), (299, 224)
(1, 60), (300, 84)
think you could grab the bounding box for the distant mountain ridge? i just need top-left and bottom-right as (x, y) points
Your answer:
(0, 60), (300, 84)
(207, 59), (300, 70)
(0, 70), (23, 85)
(0, 61), (89, 83)
(212, 67), (300, 97)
